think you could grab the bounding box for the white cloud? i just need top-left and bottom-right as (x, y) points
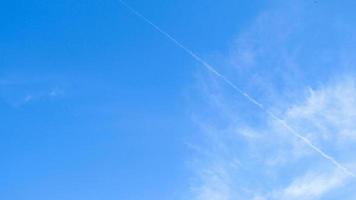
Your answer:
(286, 78), (356, 144)
(273, 170), (351, 200)
(189, 76), (356, 199)
(189, 77), (356, 200)
(187, 1), (356, 199)
(192, 166), (232, 200)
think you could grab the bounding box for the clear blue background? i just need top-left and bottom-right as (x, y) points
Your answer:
(0, 0), (264, 199)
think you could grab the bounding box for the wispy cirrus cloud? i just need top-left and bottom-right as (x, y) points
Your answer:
(0, 77), (64, 107)
(187, 0), (356, 199)
(189, 77), (356, 200)
(273, 169), (350, 200)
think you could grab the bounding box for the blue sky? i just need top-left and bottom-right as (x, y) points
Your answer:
(1, 0), (356, 200)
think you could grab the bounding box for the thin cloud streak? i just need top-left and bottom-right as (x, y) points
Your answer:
(117, 0), (355, 178)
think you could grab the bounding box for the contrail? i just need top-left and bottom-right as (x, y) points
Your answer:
(117, 0), (356, 178)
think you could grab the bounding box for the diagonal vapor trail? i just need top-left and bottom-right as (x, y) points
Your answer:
(117, 0), (356, 178)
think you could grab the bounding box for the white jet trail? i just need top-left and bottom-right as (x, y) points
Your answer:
(117, 0), (356, 178)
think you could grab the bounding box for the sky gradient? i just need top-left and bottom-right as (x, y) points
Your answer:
(1, 0), (356, 200)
